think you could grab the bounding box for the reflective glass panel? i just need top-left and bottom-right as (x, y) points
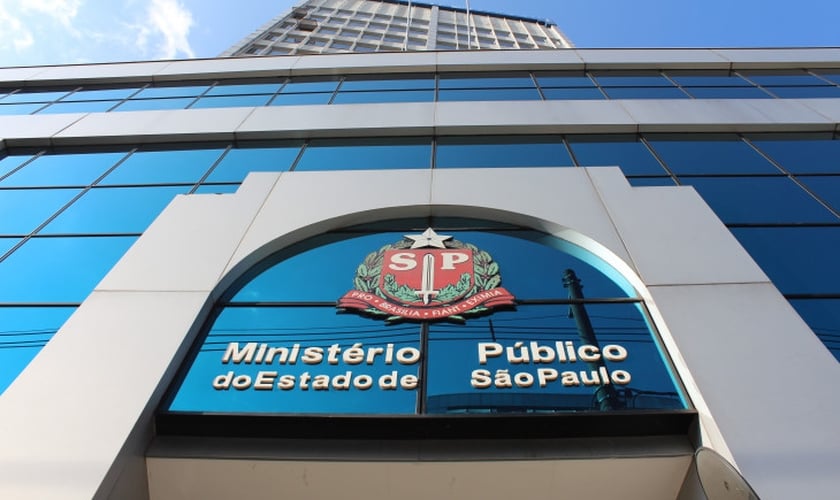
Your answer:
(602, 87), (688, 99)
(646, 135), (779, 175)
(541, 88), (605, 100)
(205, 143), (302, 182)
(666, 72), (751, 87)
(294, 138), (431, 171)
(741, 72), (828, 86)
(193, 184), (240, 194)
(0, 151), (127, 187)
(132, 85), (211, 98)
(437, 136), (571, 168)
(206, 83), (283, 96)
(437, 88), (541, 101)
(190, 95), (272, 109)
(591, 73), (672, 87)
(60, 88), (139, 101)
(684, 176), (837, 224)
(731, 226), (840, 295)
(627, 177), (677, 187)
(815, 71), (840, 85)
(37, 101), (120, 114)
(0, 236), (137, 302)
(438, 73), (535, 89)
(0, 154), (36, 179)
(788, 299), (840, 362)
(0, 188), (81, 234)
(765, 86), (840, 98)
(42, 185), (189, 234)
(280, 80), (340, 93)
(427, 303), (684, 413)
(568, 135), (667, 176)
(269, 93), (333, 105)
(113, 98), (195, 111)
(339, 75), (435, 91)
(167, 307), (421, 414)
(1, 90), (72, 103)
(799, 176), (840, 213)
(534, 72), (595, 88)
(683, 87), (770, 99)
(0, 103), (44, 115)
(0, 307), (77, 394)
(101, 148), (224, 185)
(748, 135), (840, 174)
(332, 90), (434, 104)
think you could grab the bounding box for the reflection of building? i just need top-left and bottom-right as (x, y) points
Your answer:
(0, 1), (838, 499)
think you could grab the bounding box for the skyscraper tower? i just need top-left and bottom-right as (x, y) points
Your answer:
(222, 0), (572, 56)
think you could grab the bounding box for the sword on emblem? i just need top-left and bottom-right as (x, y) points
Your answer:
(415, 253), (439, 304)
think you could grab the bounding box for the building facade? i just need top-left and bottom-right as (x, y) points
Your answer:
(0, 4), (838, 499)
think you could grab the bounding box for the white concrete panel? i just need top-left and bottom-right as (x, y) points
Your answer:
(290, 51), (437, 75)
(648, 283), (840, 500)
(31, 61), (172, 84)
(434, 100), (637, 135)
(226, 169), (433, 279)
(54, 107), (255, 145)
(577, 49), (729, 69)
(236, 102), (435, 139)
(0, 66), (49, 83)
(0, 113), (85, 146)
(587, 168), (768, 286)
(430, 167), (634, 272)
(98, 173), (280, 294)
(153, 56), (299, 80)
(0, 290), (210, 500)
(623, 99), (831, 133)
(148, 455), (691, 500)
(436, 49), (584, 71)
(746, 98), (840, 126)
(714, 48), (840, 68)
(797, 98), (840, 124)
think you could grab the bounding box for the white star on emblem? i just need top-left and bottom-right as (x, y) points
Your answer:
(405, 228), (452, 249)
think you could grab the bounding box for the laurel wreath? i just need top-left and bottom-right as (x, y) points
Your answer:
(348, 238), (502, 322)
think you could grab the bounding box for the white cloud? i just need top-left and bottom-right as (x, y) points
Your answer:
(140, 0), (195, 59)
(0, 2), (35, 52)
(20, 0), (82, 31)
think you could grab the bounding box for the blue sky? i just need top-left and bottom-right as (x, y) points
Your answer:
(1, 0), (839, 67)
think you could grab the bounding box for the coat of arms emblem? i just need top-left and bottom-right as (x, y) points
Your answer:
(338, 228), (515, 322)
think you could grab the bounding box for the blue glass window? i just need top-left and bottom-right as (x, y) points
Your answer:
(799, 176), (840, 213)
(269, 93), (333, 106)
(339, 75), (434, 91)
(541, 88), (605, 100)
(815, 71), (840, 85)
(36, 101), (120, 114)
(205, 142), (303, 182)
(764, 86), (840, 98)
(0, 151), (127, 187)
(731, 227), (840, 295)
(788, 299), (840, 362)
(740, 72), (830, 86)
(602, 87), (689, 99)
(1, 90), (71, 103)
(0, 153), (36, 179)
(189, 94), (272, 109)
(132, 85), (211, 99)
(205, 82), (283, 96)
(41, 185), (189, 234)
(0, 103), (44, 115)
(60, 88), (139, 101)
(591, 72), (673, 87)
(294, 138), (431, 171)
(534, 72), (596, 88)
(0, 236), (137, 302)
(192, 184), (240, 194)
(436, 136), (572, 168)
(666, 72), (751, 87)
(0, 188), (81, 234)
(684, 176), (837, 224)
(683, 87), (771, 99)
(438, 88), (541, 101)
(100, 148), (225, 185)
(567, 135), (667, 176)
(0, 307), (77, 394)
(627, 177), (677, 187)
(438, 73), (536, 89)
(280, 79), (340, 94)
(646, 134), (780, 175)
(112, 98), (195, 111)
(748, 134), (840, 174)
(332, 89), (434, 104)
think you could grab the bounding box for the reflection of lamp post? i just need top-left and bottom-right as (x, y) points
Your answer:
(563, 269), (623, 411)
